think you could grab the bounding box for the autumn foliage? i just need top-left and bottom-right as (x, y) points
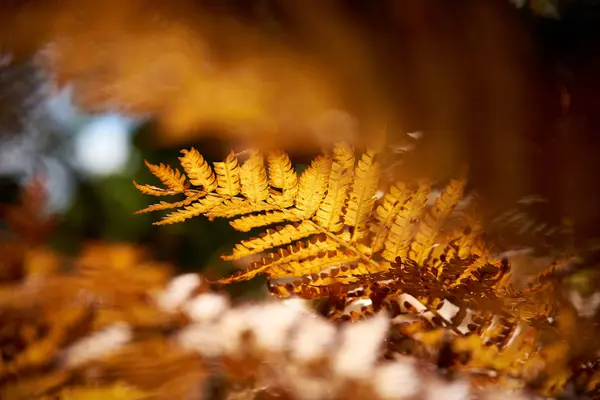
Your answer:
(0, 138), (599, 399)
(129, 144), (600, 398)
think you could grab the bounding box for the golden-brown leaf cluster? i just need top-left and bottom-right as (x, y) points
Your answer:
(0, 239), (195, 399)
(0, 183), (209, 399)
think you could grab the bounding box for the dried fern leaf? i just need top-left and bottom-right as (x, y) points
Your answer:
(206, 197), (278, 220)
(269, 258), (392, 300)
(381, 181), (431, 262)
(267, 150), (298, 207)
(144, 160), (187, 193)
(239, 151), (269, 203)
(213, 151), (241, 197)
(289, 269), (364, 290)
(426, 233), (463, 269)
(154, 197), (223, 225)
(135, 192), (204, 214)
(304, 260), (390, 284)
(217, 235), (339, 283)
(447, 257), (504, 290)
(269, 250), (360, 278)
(132, 181), (180, 197)
(259, 235), (342, 269)
(293, 155), (331, 219)
(315, 143), (355, 232)
(410, 173), (467, 265)
(178, 148), (218, 192)
(344, 149), (380, 241)
(349, 260), (392, 274)
(268, 280), (344, 299)
(222, 221), (319, 261)
(371, 181), (414, 253)
(229, 210), (295, 232)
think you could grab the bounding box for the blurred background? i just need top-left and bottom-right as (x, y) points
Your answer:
(1, 0), (600, 292)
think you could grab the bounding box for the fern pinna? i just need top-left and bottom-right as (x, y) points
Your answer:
(134, 144), (581, 396)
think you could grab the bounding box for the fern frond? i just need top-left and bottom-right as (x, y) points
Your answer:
(410, 172), (467, 265)
(344, 149), (380, 241)
(222, 221), (318, 261)
(371, 181), (413, 253)
(239, 151), (269, 203)
(132, 181), (180, 197)
(278, 269), (364, 293)
(381, 181), (431, 262)
(154, 197), (223, 225)
(135, 192), (204, 214)
(229, 210), (295, 232)
(144, 161), (187, 193)
(315, 143), (355, 232)
(206, 198), (278, 220)
(178, 148), (218, 192)
(267, 150), (298, 207)
(269, 259), (391, 299)
(447, 257), (504, 290)
(267, 279), (349, 299)
(135, 145), (492, 295)
(259, 234), (342, 269)
(270, 250), (361, 278)
(217, 235), (340, 284)
(213, 151), (241, 197)
(293, 155), (331, 219)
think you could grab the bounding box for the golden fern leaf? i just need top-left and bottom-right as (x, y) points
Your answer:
(270, 250), (361, 278)
(371, 181), (414, 253)
(143, 160), (187, 193)
(239, 151), (269, 203)
(344, 149), (380, 241)
(293, 155), (331, 219)
(410, 172), (467, 265)
(269, 259), (387, 299)
(381, 181), (431, 262)
(278, 267), (364, 292)
(134, 192), (204, 214)
(229, 210), (295, 232)
(213, 151), (241, 197)
(348, 259), (391, 274)
(132, 181), (180, 197)
(217, 234), (341, 283)
(178, 148), (218, 192)
(267, 279), (347, 299)
(447, 257), (504, 290)
(222, 221), (318, 260)
(206, 197), (278, 220)
(315, 143), (355, 232)
(259, 233), (350, 270)
(154, 197), (223, 225)
(267, 150), (298, 207)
